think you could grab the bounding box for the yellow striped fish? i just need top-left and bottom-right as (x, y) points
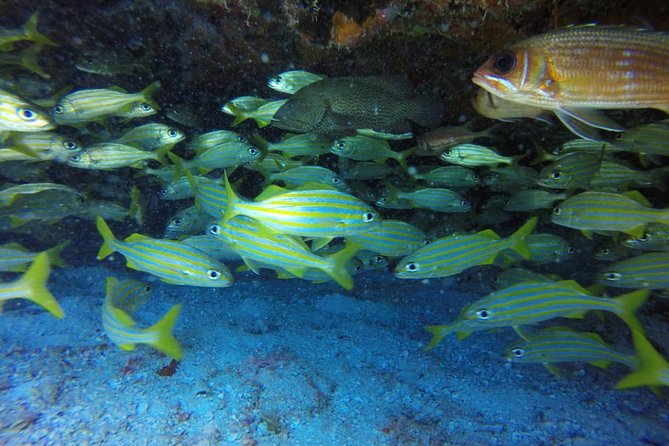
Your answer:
(102, 277), (182, 360)
(394, 217), (537, 279)
(66, 143), (165, 170)
(348, 219), (426, 257)
(96, 217), (233, 287)
(425, 281), (648, 349)
(0, 252), (63, 318)
(53, 81), (160, 125)
(0, 241), (67, 272)
(598, 252), (669, 289)
(505, 326), (638, 377)
(267, 70), (325, 94)
(551, 190), (669, 237)
(209, 216), (359, 290)
(440, 143), (516, 167)
(113, 123), (185, 151)
(0, 132), (80, 163)
(0, 89), (54, 132)
(223, 174), (381, 238)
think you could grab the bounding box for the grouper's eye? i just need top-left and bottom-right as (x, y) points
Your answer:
(491, 50), (516, 75)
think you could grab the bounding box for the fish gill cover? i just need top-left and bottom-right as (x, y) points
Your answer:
(1, 0), (669, 444)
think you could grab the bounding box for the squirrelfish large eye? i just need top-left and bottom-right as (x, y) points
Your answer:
(17, 108), (37, 121)
(491, 50), (517, 75)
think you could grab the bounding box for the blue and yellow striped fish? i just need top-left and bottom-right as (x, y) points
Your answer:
(425, 281), (648, 350)
(53, 81), (160, 125)
(223, 175), (381, 238)
(0, 251), (63, 318)
(96, 217), (233, 287)
(0, 89), (54, 132)
(598, 252), (669, 289)
(551, 190), (669, 237)
(394, 217), (537, 279)
(209, 216), (359, 290)
(348, 219), (426, 257)
(505, 326), (638, 377)
(102, 277), (182, 359)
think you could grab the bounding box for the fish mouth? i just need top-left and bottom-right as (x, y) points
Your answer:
(471, 72), (489, 89)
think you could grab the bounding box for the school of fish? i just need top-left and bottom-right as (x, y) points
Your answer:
(1, 13), (669, 389)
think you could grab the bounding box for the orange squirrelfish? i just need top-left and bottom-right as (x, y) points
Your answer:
(472, 25), (669, 140)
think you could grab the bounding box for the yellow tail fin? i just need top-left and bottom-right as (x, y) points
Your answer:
(148, 304), (183, 360)
(325, 241), (360, 291)
(616, 326), (669, 389)
(19, 252), (63, 318)
(96, 216), (118, 260)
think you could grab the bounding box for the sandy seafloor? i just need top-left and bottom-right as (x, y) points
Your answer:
(1, 262), (668, 446)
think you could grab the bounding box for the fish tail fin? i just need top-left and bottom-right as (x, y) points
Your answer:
(96, 216), (118, 260)
(20, 43), (50, 79)
(227, 104), (248, 126)
(397, 147), (416, 170)
(23, 12), (56, 46)
(616, 326), (669, 389)
(45, 240), (69, 268)
(615, 289), (649, 332)
(325, 241), (360, 290)
(508, 216), (538, 259)
(18, 252), (63, 318)
(408, 96), (444, 128)
(222, 171), (240, 223)
(140, 81), (161, 111)
(147, 304), (183, 360)
(424, 325), (447, 351)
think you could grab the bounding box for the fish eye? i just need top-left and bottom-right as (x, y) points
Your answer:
(70, 154), (81, 162)
(209, 224), (220, 235)
(168, 129), (178, 138)
(604, 271), (622, 281)
(491, 50), (517, 75)
(354, 263), (363, 271)
(567, 246), (575, 254)
(511, 348), (524, 358)
(335, 141), (346, 150)
(140, 103), (152, 111)
(172, 217), (182, 226)
(552, 206), (562, 216)
(363, 212), (375, 222)
(332, 177), (341, 184)
(17, 108), (37, 121)
(54, 105), (64, 114)
(375, 256), (384, 263)
(442, 149), (452, 156)
(475, 309), (491, 319)
(238, 135), (248, 143)
(553, 147), (563, 155)
(405, 262), (419, 272)
(144, 285), (152, 293)
(639, 232), (650, 242)
(63, 141), (78, 150)
(207, 269), (221, 280)
(472, 173), (480, 181)
(599, 248), (610, 255)
(377, 197), (387, 205)
(248, 147), (259, 156)
(461, 200), (470, 208)
(551, 171), (561, 180)
(615, 133), (624, 141)
(271, 76), (282, 84)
